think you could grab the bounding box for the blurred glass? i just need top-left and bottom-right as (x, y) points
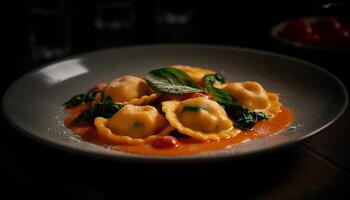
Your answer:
(155, 0), (194, 42)
(28, 0), (71, 64)
(94, 0), (136, 48)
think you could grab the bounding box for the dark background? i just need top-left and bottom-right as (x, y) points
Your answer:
(1, 0), (350, 199)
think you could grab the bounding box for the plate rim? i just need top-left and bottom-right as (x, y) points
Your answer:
(2, 44), (348, 163)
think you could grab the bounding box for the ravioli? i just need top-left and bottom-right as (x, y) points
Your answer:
(95, 105), (174, 144)
(104, 75), (159, 105)
(223, 81), (281, 116)
(172, 65), (215, 87)
(162, 97), (240, 141)
(65, 65), (291, 155)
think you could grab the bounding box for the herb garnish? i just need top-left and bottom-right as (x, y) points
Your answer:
(225, 104), (268, 130)
(73, 92), (123, 124)
(64, 92), (96, 108)
(145, 67), (204, 94)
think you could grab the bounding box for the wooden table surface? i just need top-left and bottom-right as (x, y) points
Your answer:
(1, 51), (349, 200)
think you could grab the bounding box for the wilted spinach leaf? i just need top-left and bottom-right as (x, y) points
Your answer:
(64, 92), (96, 108)
(73, 93), (123, 124)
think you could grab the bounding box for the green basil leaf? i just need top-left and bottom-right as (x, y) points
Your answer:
(235, 111), (257, 130)
(204, 74), (233, 107)
(224, 99), (269, 130)
(73, 93), (124, 124)
(225, 104), (254, 130)
(95, 102), (124, 119)
(73, 107), (96, 124)
(256, 112), (268, 121)
(203, 73), (226, 85)
(64, 91), (96, 108)
(207, 87), (234, 107)
(214, 73), (226, 84)
(145, 67), (204, 94)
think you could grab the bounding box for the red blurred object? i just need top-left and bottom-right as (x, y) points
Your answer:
(313, 17), (342, 38)
(297, 33), (321, 44)
(328, 28), (350, 48)
(152, 136), (179, 149)
(278, 17), (350, 49)
(279, 19), (312, 40)
(313, 17), (341, 32)
(316, 28), (349, 48)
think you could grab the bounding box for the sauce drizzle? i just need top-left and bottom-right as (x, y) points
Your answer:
(65, 106), (292, 156)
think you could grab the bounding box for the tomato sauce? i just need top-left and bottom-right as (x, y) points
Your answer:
(65, 106), (292, 156)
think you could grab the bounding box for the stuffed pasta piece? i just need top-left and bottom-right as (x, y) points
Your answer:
(104, 75), (159, 105)
(95, 104), (174, 144)
(162, 97), (240, 141)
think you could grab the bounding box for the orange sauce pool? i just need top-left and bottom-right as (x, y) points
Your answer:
(65, 106), (292, 156)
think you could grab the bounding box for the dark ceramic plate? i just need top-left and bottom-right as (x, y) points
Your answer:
(2, 44), (348, 163)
